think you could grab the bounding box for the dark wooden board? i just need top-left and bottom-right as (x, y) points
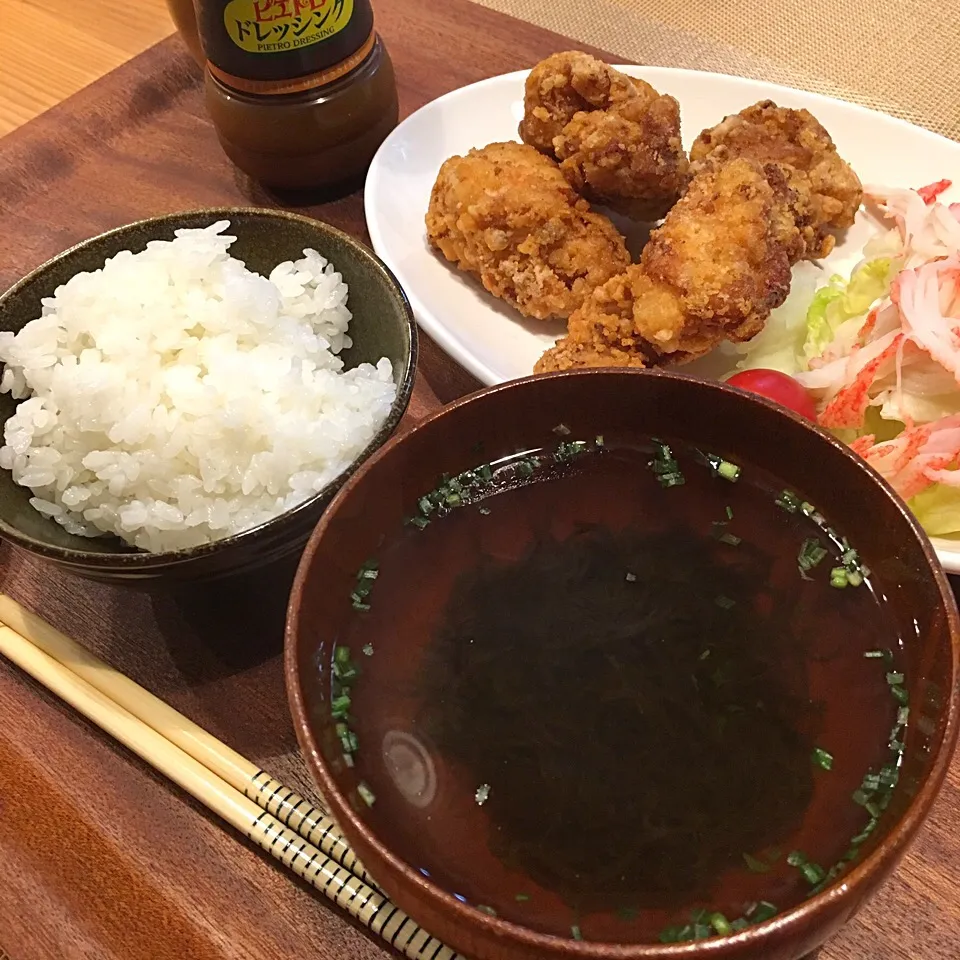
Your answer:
(0, 2), (956, 957)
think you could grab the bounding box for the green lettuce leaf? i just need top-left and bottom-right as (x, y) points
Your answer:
(803, 258), (896, 361)
(731, 272), (816, 376)
(909, 482), (960, 537)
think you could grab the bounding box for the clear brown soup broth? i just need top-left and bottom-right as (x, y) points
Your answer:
(339, 441), (902, 943)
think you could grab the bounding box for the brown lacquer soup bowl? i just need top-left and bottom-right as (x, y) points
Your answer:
(286, 369), (959, 960)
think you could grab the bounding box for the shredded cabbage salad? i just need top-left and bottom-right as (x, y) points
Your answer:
(735, 179), (960, 536)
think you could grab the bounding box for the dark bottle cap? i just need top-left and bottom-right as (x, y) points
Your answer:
(197, 0), (376, 94)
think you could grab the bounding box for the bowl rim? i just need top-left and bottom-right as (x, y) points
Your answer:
(0, 206), (418, 566)
(286, 367), (960, 958)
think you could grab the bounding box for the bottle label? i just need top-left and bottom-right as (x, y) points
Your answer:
(198, 0), (375, 92)
(222, 0), (353, 54)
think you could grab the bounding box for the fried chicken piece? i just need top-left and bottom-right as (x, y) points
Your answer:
(535, 158), (796, 372)
(518, 51), (640, 152)
(519, 51), (689, 220)
(425, 142), (631, 321)
(690, 100), (863, 259)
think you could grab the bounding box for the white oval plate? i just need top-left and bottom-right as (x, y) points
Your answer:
(364, 67), (960, 571)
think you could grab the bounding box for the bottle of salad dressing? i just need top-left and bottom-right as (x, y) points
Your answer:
(194, 0), (398, 191)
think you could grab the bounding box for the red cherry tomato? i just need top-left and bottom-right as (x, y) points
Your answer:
(725, 369), (818, 421)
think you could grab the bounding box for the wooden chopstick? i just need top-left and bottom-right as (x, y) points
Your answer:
(0, 595), (374, 886)
(0, 600), (463, 960)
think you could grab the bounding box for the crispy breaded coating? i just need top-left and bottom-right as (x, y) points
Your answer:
(535, 158), (796, 372)
(554, 94), (690, 221)
(690, 100), (863, 259)
(425, 142), (631, 321)
(518, 51), (641, 152)
(519, 52), (689, 220)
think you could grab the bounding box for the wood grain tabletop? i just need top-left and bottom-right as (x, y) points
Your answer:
(0, 2), (957, 959)
(0, 0), (174, 136)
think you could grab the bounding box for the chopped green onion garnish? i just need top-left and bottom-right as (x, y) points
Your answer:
(475, 783), (490, 805)
(786, 850), (806, 867)
(730, 918), (749, 932)
(649, 440), (684, 488)
(798, 538), (828, 575)
(864, 650), (885, 658)
(478, 505), (491, 515)
(749, 901), (778, 924)
(418, 496), (435, 515)
(715, 595), (736, 610)
(801, 862), (826, 885)
(775, 491), (801, 513)
(516, 461), (534, 478)
(331, 694), (351, 718)
(830, 567), (849, 588)
(718, 460), (741, 481)
(410, 515), (430, 530)
(897, 706), (910, 725)
(710, 913), (732, 936)
(357, 782), (376, 806)
(515, 893), (531, 902)
(595, 434), (605, 447)
(718, 532), (742, 546)
(479, 464), (493, 481)
(362, 643), (374, 657)
(659, 473), (685, 488)
(343, 752), (354, 767)
(879, 764), (900, 788)
(726, 505), (734, 519)
(333, 661), (359, 682)
(353, 580), (372, 599)
(335, 721), (349, 738)
(335, 646), (352, 665)
(743, 852), (769, 873)
(886, 672), (905, 686)
(556, 440), (588, 461)
(891, 685), (909, 705)
(812, 747), (834, 770)
(847, 570), (863, 587)
(476, 905), (497, 917)
(800, 501), (816, 516)
(571, 925), (583, 941)
(852, 788), (871, 807)
(851, 819), (878, 845)
(552, 423), (571, 436)
(862, 773), (882, 791)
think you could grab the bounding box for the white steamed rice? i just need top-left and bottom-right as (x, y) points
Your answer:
(0, 220), (397, 553)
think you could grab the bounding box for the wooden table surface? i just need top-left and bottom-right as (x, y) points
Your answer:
(0, 2), (958, 959)
(0, 0), (174, 136)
